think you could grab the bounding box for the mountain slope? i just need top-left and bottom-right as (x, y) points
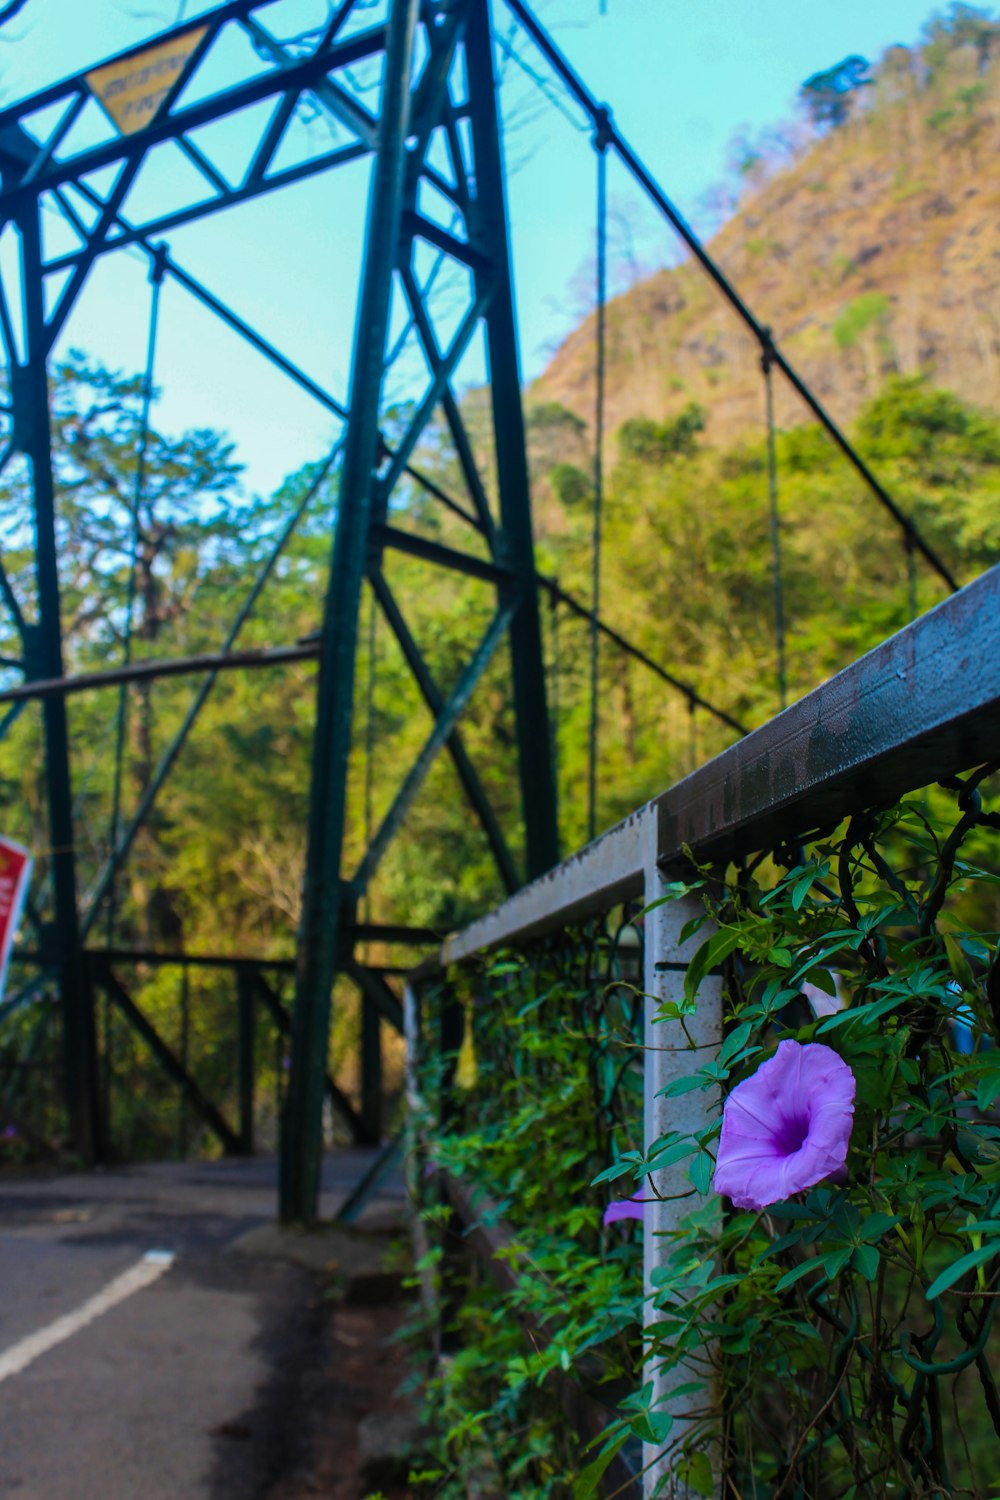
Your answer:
(533, 31), (1000, 447)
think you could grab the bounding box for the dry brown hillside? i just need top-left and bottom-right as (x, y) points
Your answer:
(533, 34), (1000, 446)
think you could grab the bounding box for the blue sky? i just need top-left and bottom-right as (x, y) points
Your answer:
(2, 0), (946, 498)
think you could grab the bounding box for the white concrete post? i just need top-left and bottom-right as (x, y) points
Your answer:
(643, 825), (723, 1499)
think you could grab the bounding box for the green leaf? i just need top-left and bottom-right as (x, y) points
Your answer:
(926, 1244), (1000, 1300)
(573, 1430), (630, 1500)
(684, 929), (742, 1003)
(859, 1212), (900, 1242)
(720, 1021), (754, 1065)
(655, 1074), (710, 1100)
(943, 933), (975, 990)
(775, 1258), (825, 1292)
(791, 871), (818, 910)
(591, 1158), (639, 1186)
(688, 1152), (712, 1194)
(821, 1246), (853, 1279)
(630, 1410), (673, 1444)
(977, 1071), (1000, 1114)
(852, 1244), (879, 1281)
(683, 1450), (715, 1497)
(801, 967), (837, 996)
(679, 913), (709, 945)
(642, 884), (701, 917)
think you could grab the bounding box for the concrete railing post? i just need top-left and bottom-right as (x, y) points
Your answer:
(643, 822), (723, 1498)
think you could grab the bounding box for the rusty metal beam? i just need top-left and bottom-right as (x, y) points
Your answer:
(0, 641), (318, 703)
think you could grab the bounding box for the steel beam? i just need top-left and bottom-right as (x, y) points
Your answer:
(360, 994), (382, 1144)
(352, 601), (514, 895)
(344, 959), (405, 1033)
(253, 972), (372, 1147)
(464, 0), (558, 878)
(0, 641), (320, 703)
(371, 572), (518, 894)
(97, 963), (240, 1154)
(280, 0), (419, 1225)
(16, 201), (101, 1163)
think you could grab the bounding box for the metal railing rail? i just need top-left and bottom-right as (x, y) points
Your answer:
(410, 562), (1000, 1496)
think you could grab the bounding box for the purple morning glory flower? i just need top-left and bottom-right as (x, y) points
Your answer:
(1, 1125), (16, 1139)
(603, 1196), (645, 1225)
(713, 1040), (856, 1212)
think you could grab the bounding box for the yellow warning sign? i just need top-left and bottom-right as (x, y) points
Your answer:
(85, 26), (207, 137)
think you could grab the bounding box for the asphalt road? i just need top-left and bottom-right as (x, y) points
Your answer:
(0, 1153), (404, 1500)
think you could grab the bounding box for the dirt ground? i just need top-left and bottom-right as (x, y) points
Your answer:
(263, 1291), (421, 1500)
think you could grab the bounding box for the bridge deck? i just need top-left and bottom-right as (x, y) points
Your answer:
(0, 1153), (407, 1499)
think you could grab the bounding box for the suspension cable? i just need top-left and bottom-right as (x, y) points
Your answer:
(588, 111), (610, 843)
(105, 245), (167, 945)
(538, 574), (749, 736)
(762, 329), (787, 711)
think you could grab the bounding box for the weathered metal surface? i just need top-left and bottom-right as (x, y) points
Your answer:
(654, 563), (1000, 871)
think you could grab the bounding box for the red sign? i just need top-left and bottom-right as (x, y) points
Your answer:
(0, 837), (32, 1003)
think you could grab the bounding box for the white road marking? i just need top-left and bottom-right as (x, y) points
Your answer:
(0, 1249), (175, 1385)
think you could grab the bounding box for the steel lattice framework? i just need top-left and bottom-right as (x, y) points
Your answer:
(0, 0), (961, 1225)
(0, 0), (558, 1220)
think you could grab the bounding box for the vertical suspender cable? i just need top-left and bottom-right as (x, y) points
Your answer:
(588, 111), (609, 843)
(361, 584), (377, 962)
(548, 586), (560, 807)
(761, 328), (787, 712)
(905, 531), (918, 625)
(105, 246), (167, 945)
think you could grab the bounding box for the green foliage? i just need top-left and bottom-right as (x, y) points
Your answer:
(832, 291), (890, 349)
(921, 2), (1000, 76)
(617, 403), (706, 465)
(549, 462), (593, 509)
(407, 928), (645, 1496)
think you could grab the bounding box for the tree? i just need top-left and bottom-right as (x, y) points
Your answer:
(799, 55), (873, 131)
(922, 3), (1000, 76)
(617, 404), (706, 465)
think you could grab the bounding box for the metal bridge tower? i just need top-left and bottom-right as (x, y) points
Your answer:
(279, 0), (560, 1220)
(0, 0), (558, 1219)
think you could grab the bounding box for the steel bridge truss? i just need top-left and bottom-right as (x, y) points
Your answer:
(0, 0), (558, 1218)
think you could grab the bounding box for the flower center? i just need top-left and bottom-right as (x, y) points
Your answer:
(777, 1112), (810, 1155)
